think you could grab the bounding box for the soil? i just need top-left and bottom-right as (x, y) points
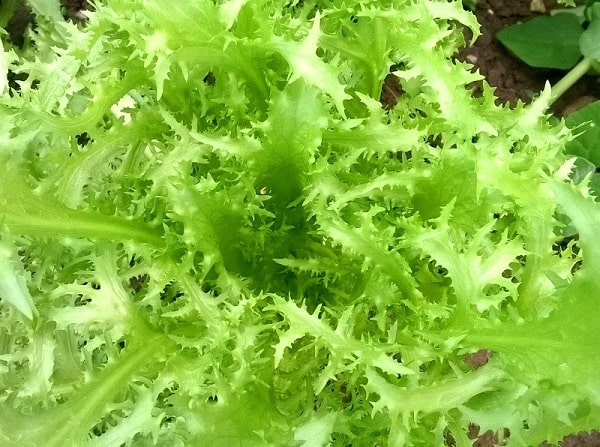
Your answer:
(3, 0), (600, 446)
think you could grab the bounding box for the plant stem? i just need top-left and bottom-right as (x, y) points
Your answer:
(549, 57), (592, 106)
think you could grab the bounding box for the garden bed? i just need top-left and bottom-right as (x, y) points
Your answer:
(1, 1), (600, 446)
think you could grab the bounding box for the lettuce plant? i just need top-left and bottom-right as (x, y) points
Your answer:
(0, 0), (599, 445)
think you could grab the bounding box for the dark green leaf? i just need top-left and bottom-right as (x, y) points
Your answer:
(565, 100), (600, 166)
(589, 172), (600, 198)
(496, 14), (583, 69)
(567, 157), (600, 203)
(0, 0), (18, 29)
(570, 156), (596, 184)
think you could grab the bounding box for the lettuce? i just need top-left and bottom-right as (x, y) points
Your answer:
(0, 0), (598, 445)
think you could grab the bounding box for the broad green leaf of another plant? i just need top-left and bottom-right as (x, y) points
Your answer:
(496, 14), (583, 69)
(584, 2), (600, 22)
(580, 18), (600, 60)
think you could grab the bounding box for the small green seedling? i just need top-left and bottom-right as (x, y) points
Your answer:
(496, 1), (600, 104)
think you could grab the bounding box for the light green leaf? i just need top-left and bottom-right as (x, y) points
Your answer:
(219, 0), (249, 29)
(270, 12), (350, 114)
(26, 0), (63, 21)
(294, 411), (338, 447)
(0, 231), (35, 319)
(0, 40), (7, 96)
